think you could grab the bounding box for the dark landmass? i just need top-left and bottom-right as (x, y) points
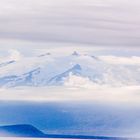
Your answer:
(0, 124), (138, 140)
(0, 124), (45, 137)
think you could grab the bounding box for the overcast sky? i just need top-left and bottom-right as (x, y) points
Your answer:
(0, 0), (140, 48)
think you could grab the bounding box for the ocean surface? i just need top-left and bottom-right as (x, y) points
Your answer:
(0, 100), (140, 138)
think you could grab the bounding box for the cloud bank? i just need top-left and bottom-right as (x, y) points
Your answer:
(0, 0), (140, 46)
(0, 86), (140, 103)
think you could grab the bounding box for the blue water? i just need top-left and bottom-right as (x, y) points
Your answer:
(0, 101), (139, 137)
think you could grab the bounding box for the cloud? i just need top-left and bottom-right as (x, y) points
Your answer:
(8, 49), (22, 61)
(64, 73), (96, 88)
(0, 0), (140, 46)
(0, 85), (140, 103)
(100, 55), (140, 65)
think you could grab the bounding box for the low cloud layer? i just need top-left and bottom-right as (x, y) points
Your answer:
(0, 86), (140, 103)
(100, 55), (140, 65)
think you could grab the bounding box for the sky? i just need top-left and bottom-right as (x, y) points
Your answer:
(0, 0), (140, 48)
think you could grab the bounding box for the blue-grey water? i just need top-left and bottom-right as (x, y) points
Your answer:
(0, 101), (140, 137)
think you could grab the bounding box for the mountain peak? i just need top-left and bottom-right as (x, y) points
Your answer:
(38, 53), (51, 57)
(72, 51), (79, 56)
(91, 55), (100, 61)
(72, 64), (82, 70)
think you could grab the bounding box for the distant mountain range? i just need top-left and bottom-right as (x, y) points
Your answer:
(0, 124), (134, 139)
(0, 51), (140, 88)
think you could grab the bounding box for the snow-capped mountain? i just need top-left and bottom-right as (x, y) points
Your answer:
(0, 60), (15, 68)
(48, 64), (82, 86)
(0, 50), (140, 88)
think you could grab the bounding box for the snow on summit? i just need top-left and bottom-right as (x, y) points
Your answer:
(0, 49), (140, 88)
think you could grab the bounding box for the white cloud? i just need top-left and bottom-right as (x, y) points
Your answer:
(64, 73), (96, 88)
(8, 49), (22, 61)
(100, 55), (140, 65)
(0, 85), (140, 103)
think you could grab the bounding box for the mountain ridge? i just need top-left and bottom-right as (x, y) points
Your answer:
(0, 52), (140, 88)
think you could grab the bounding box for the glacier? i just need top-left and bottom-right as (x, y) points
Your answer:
(0, 50), (140, 88)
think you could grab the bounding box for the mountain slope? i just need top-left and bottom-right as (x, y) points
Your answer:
(0, 51), (140, 88)
(47, 64), (82, 85)
(0, 60), (15, 68)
